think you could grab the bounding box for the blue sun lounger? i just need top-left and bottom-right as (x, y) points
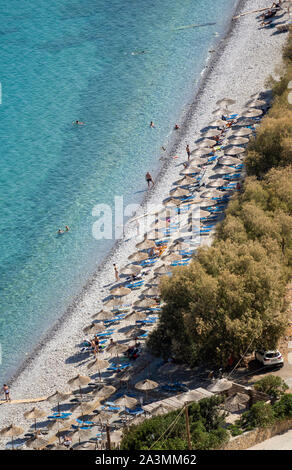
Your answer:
(126, 280), (144, 288)
(124, 407), (144, 416)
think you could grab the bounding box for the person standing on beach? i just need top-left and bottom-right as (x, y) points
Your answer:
(186, 144), (191, 161)
(3, 384), (11, 402)
(145, 172), (154, 189)
(113, 263), (119, 282)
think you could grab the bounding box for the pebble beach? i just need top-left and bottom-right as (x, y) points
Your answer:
(0, 0), (289, 447)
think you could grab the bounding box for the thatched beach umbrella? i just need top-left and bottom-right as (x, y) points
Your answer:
(91, 385), (116, 399)
(161, 252), (182, 262)
(142, 286), (159, 297)
(128, 252), (149, 262)
(0, 424), (24, 450)
(216, 98), (236, 107)
(103, 297), (123, 309)
(180, 166), (201, 175)
(111, 286), (131, 297)
(224, 146), (245, 156)
(150, 404), (175, 416)
(135, 379), (158, 399)
(218, 156), (241, 166)
(26, 435), (57, 450)
(134, 297), (156, 309)
(211, 166), (237, 174)
(83, 323), (104, 335)
(135, 238), (156, 250)
(190, 148), (211, 157)
(207, 179), (226, 188)
(163, 197), (182, 207)
(73, 399), (101, 418)
(170, 187), (190, 198)
(229, 127), (253, 136)
(158, 209), (176, 221)
(120, 264), (142, 276)
(176, 175), (196, 186)
(153, 264), (170, 275)
(23, 407), (47, 432)
(92, 309), (113, 320)
(67, 374), (91, 398)
(241, 108), (263, 118)
(151, 219), (171, 230)
(87, 358), (109, 381)
(208, 119), (226, 128)
(171, 241), (190, 251)
(114, 395), (138, 409)
(200, 189), (223, 199)
(207, 378), (233, 393)
(245, 98), (266, 108)
(211, 107), (230, 117)
(225, 393), (249, 412)
(200, 128), (221, 138)
(227, 136), (249, 145)
(196, 138), (216, 148)
(47, 390), (72, 415)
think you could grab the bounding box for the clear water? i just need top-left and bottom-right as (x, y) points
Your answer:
(0, 0), (236, 381)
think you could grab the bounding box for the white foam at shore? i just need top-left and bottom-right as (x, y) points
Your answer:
(0, 0), (288, 436)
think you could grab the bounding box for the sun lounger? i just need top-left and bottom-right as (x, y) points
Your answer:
(126, 280), (144, 288)
(124, 407), (144, 416)
(107, 363), (131, 372)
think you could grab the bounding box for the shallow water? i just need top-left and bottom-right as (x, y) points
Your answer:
(0, 0), (236, 381)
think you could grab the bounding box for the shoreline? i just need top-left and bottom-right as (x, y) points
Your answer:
(4, 0), (241, 387)
(0, 0), (288, 435)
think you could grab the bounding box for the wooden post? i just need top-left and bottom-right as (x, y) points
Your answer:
(106, 424), (111, 450)
(184, 405), (192, 450)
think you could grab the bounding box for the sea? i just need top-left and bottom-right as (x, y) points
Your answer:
(0, 0), (237, 382)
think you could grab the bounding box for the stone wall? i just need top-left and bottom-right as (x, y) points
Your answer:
(221, 418), (292, 450)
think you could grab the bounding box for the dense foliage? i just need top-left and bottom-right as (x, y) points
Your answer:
(148, 33), (292, 368)
(120, 395), (229, 450)
(254, 375), (288, 401)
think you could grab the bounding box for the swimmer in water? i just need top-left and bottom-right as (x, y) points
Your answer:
(73, 120), (85, 125)
(65, 226), (70, 232)
(57, 229), (64, 234)
(150, 121), (155, 128)
(131, 51), (146, 55)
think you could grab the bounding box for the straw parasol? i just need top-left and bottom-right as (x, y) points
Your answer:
(163, 197), (182, 207)
(91, 385), (116, 399)
(83, 322), (104, 335)
(150, 404), (175, 416)
(128, 252), (149, 262)
(211, 166), (237, 174)
(92, 309), (113, 320)
(73, 399), (101, 418)
(241, 108), (263, 118)
(151, 219), (172, 230)
(158, 209), (176, 221)
(207, 179), (226, 188)
(176, 175), (196, 186)
(26, 435), (57, 450)
(211, 107), (230, 117)
(127, 310), (148, 321)
(224, 146), (245, 156)
(207, 378), (233, 393)
(114, 395), (138, 408)
(142, 286), (159, 297)
(87, 358), (109, 381)
(190, 148), (211, 157)
(134, 297), (156, 309)
(135, 238), (156, 250)
(208, 119), (227, 127)
(227, 136), (249, 145)
(154, 264), (170, 275)
(245, 98), (266, 108)
(229, 127), (253, 136)
(23, 407), (47, 432)
(111, 286), (131, 297)
(225, 392), (250, 412)
(120, 265), (142, 276)
(161, 252), (182, 262)
(67, 375), (91, 397)
(196, 138), (216, 148)
(169, 187), (190, 198)
(47, 390), (72, 414)
(218, 156), (241, 166)
(103, 297), (123, 309)
(135, 379), (158, 400)
(216, 98), (236, 107)
(180, 166), (201, 175)
(0, 424), (24, 450)
(200, 189), (223, 199)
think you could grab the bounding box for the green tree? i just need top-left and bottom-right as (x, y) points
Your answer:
(254, 375), (288, 401)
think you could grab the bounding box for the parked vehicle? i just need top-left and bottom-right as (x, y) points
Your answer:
(255, 350), (284, 368)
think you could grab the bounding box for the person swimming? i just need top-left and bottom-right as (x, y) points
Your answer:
(72, 120), (85, 125)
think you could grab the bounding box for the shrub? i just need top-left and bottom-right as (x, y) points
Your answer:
(240, 402), (275, 430)
(273, 394), (292, 420)
(254, 375), (288, 400)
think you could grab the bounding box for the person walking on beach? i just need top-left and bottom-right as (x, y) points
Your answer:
(145, 172), (154, 189)
(186, 144), (191, 161)
(3, 384), (11, 402)
(113, 263), (119, 282)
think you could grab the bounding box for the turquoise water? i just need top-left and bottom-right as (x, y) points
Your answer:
(0, 0), (236, 381)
